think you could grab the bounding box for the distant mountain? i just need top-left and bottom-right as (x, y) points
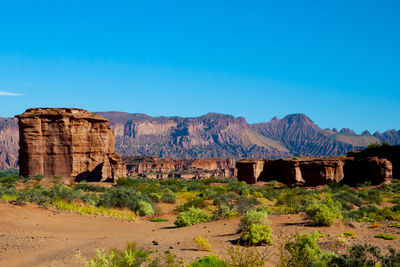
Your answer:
(0, 118), (19, 169)
(1, 111), (399, 169)
(96, 112), (291, 159)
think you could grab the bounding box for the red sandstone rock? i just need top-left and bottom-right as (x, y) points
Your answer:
(347, 145), (400, 179)
(17, 108), (126, 182)
(124, 156), (236, 179)
(237, 155), (392, 186)
(342, 157), (392, 185)
(236, 159), (265, 184)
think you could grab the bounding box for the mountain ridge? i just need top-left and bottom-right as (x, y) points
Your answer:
(0, 111), (399, 169)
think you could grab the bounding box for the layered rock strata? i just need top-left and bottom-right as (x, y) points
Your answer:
(17, 108), (126, 182)
(237, 156), (392, 186)
(124, 156), (236, 179)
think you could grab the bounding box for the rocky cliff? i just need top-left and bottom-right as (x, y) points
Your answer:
(17, 108), (126, 181)
(1, 111), (399, 169)
(0, 118), (19, 169)
(98, 112), (291, 159)
(124, 156), (236, 179)
(237, 155), (393, 186)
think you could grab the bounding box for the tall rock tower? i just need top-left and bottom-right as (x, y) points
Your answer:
(16, 108), (126, 182)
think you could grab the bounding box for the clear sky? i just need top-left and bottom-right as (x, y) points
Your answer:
(0, 1), (399, 133)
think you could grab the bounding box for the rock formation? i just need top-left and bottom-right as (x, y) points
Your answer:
(347, 145), (400, 179)
(237, 155), (392, 186)
(17, 108), (126, 182)
(235, 159), (265, 184)
(0, 118), (19, 169)
(342, 157), (392, 185)
(237, 158), (346, 185)
(124, 156), (236, 179)
(1, 111), (400, 170)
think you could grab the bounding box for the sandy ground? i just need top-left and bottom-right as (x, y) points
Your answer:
(1, 202), (400, 267)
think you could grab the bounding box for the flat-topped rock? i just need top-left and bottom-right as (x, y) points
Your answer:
(16, 108), (126, 182)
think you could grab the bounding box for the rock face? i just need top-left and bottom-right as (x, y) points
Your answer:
(17, 108), (126, 182)
(236, 159), (265, 184)
(1, 111), (400, 170)
(238, 158), (346, 185)
(347, 145), (400, 179)
(98, 112), (291, 159)
(342, 157), (392, 185)
(124, 156), (236, 179)
(237, 156), (392, 186)
(0, 118), (19, 169)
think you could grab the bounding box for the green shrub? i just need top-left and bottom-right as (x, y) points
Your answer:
(333, 190), (362, 210)
(375, 234), (397, 240)
(189, 255), (227, 267)
(161, 189), (176, 204)
(17, 186), (51, 204)
(147, 192), (161, 202)
(74, 181), (106, 192)
(212, 192), (236, 207)
(50, 184), (82, 201)
(99, 186), (152, 213)
(256, 205), (270, 213)
(240, 209), (270, 231)
(177, 196), (207, 212)
(358, 188), (382, 204)
(225, 244), (272, 267)
(276, 187), (317, 214)
(213, 205), (238, 219)
(269, 180), (278, 187)
(137, 200), (154, 216)
(330, 244), (384, 266)
(0, 175), (18, 188)
(82, 193), (99, 206)
(241, 223), (272, 245)
(235, 196), (260, 214)
(281, 231), (334, 267)
(174, 207), (211, 227)
(332, 244), (400, 266)
(306, 197), (341, 226)
(343, 204), (400, 222)
(77, 241), (152, 266)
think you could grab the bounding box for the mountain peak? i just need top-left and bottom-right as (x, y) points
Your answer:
(340, 128), (356, 135)
(361, 130), (371, 136)
(283, 113), (313, 123)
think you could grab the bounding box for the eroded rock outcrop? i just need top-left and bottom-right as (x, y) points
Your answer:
(124, 156), (236, 179)
(237, 155), (392, 186)
(342, 157), (392, 185)
(238, 158), (345, 185)
(347, 145), (400, 179)
(236, 159), (265, 184)
(17, 108), (126, 182)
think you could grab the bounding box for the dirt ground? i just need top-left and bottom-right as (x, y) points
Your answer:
(1, 202), (400, 267)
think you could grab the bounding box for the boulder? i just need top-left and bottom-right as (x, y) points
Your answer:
(17, 108), (126, 182)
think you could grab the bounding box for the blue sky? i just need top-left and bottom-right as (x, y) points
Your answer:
(0, 1), (399, 133)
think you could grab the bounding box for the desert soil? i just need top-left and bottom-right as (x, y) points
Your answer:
(1, 202), (400, 267)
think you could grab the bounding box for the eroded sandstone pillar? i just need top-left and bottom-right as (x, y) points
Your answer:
(17, 108), (126, 182)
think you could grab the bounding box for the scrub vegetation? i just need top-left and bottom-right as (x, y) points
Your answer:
(2, 170), (400, 265)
